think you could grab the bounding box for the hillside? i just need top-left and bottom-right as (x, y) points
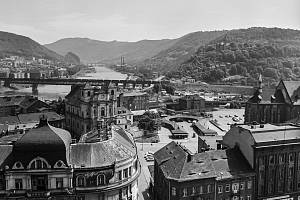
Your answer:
(139, 30), (227, 72)
(0, 31), (63, 60)
(45, 38), (178, 64)
(165, 27), (300, 84)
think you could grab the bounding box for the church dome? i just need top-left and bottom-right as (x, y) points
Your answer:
(12, 115), (72, 168)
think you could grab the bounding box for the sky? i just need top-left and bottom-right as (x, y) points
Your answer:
(0, 0), (299, 44)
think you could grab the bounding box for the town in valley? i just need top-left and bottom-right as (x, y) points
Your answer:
(0, 1), (300, 200)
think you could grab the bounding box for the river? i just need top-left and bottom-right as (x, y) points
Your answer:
(1, 66), (127, 101)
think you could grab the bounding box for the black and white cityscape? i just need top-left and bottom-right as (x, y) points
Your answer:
(0, 0), (299, 200)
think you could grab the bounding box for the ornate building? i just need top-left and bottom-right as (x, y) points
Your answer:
(65, 84), (118, 139)
(0, 116), (140, 200)
(245, 75), (300, 124)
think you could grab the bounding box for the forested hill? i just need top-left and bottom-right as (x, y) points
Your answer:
(0, 31), (63, 60)
(164, 27), (300, 84)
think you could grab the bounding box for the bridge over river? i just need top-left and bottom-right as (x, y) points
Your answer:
(0, 77), (169, 95)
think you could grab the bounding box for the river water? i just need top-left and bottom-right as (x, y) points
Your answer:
(3, 66), (127, 100)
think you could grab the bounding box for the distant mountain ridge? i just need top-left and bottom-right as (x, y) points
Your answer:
(45, 38), (178, 64)
(0, 31), (62, 60)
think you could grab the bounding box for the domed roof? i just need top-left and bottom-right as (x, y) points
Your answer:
(12, 116), (72, 168)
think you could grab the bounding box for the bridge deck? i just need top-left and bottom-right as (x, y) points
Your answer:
(0, 78), (169, 86)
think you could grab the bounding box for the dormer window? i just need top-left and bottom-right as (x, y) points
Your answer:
(28, 157), (50, 169)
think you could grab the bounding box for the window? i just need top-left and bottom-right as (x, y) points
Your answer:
(129, 167), (132, 176)
(279, 154), (285, 164)
(171, 187), (176, 196)
(247, 195), (251, 200)
(15, 179), (23, 190)
(240, 197), (244, 200)
(77, 176), (85, 187)
(233, 196), (238, 200)
(111, 90), (114, 96)
(218, 185), (223, 193)
(269, 155), (275, 165)
(118, 171), (122, 180)
(101, 107), (105, 116)
(207, 184), (212, 193)
(183, 188), (187, 197)
(56, 178), (63, 189)
(29, 157), (49, 169)
(199, 186), (203, 194)
(247, 181), (252, 189)
(225, 184), (230, 192)
(87, 91), (90, 97)
(97, 174), (105, 185)
(240, 182), (244, 190)
(123, 168), (128, 179)
(192, 187), (196, 195)
(289, 153), (294, 162)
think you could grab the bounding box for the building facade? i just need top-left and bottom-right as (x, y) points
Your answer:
(119, 92), (149, 111)
(245, 77), (300, 124)
(0, 117), (140, 200)
(65, 84), (118, 139)
(223, 123), (300, 200)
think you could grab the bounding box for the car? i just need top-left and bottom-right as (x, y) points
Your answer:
(232, 117), (239, 122)
(219, 115), (223, 118)
(145, 156), (154, 162)
(234, 115), (238, 117)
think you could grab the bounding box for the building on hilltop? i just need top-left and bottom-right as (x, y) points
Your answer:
(222, 123), (300, 199)
(0, 116), (140, 200)
(153, 141), (255, 200)
(245, 75), (300, 124)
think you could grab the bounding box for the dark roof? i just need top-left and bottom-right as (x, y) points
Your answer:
(18, 112), (64, 124)
(0, 95), (27, 107)
(154, 142), (254, 181)
(70, 127), (136, 168)
(12, 119), (71, 167)
(282, 81), (300, 101)
(0, 116), (20, 125)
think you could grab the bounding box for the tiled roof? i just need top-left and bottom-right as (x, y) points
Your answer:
(154, 142), (254, 181)
(282, 81), (300, 101)
(0, 116), (20, 125)
(0, 95), (27, 107)
(18, 112), (64, 124)
(0, 145), (13, 168)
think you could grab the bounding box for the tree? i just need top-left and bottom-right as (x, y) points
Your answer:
(138, 111), (160, 133)
(263, 68), (278, 79)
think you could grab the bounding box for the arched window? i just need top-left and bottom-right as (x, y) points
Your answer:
(87, 91), (91, 97)
(28, 157), (50, 169)
(101, 107), (105, 116)
(97, 174), (106, 186)
(77, 176), (85, 187)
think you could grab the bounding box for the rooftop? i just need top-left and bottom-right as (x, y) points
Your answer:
(123, 92), (148, 97)
(154, 141), (254, 181)
(238, 124), (300, 145)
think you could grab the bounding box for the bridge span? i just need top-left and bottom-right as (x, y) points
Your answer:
(0, 77), (169, 95)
